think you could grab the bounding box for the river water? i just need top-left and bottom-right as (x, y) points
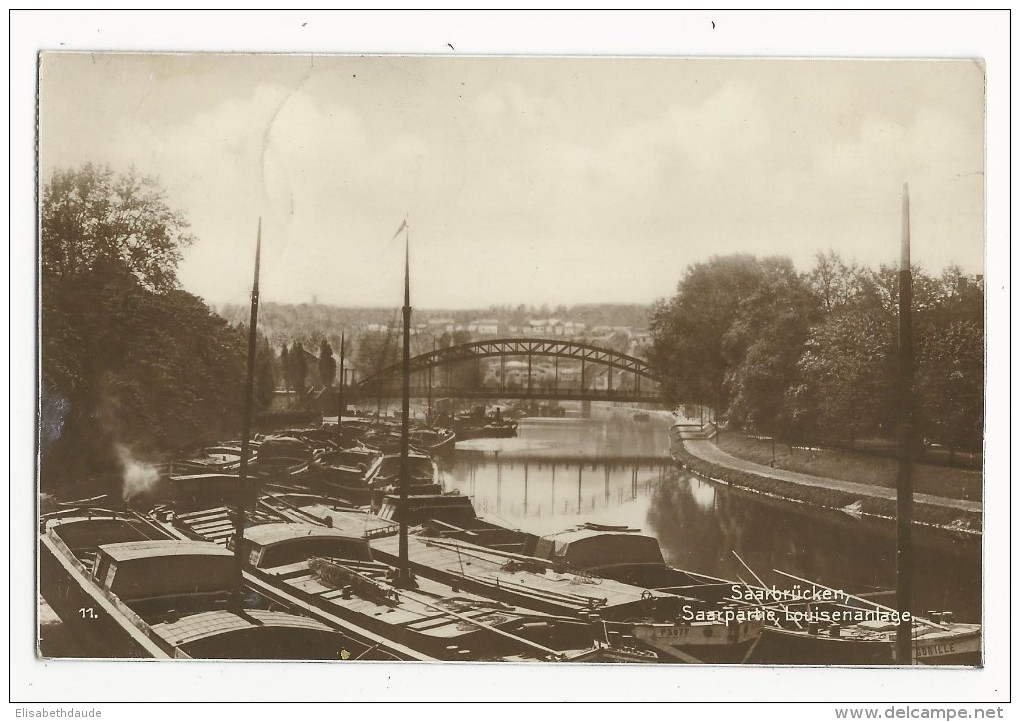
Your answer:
(440, 412), (982, 623)
(39, 409), (981, 657)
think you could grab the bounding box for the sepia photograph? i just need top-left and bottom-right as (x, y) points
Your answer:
(13, 9), (1009, 712)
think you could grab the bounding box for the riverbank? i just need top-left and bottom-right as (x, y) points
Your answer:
(717, 432), (981, 502)
(670, 432), (981, 536)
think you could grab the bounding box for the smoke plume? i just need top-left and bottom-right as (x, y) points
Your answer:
(116, 443), (160, 502)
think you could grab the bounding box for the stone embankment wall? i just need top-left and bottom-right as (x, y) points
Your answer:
(669, 423), (981, 537)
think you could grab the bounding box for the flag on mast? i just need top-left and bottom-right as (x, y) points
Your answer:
(390, 219), (408, 243)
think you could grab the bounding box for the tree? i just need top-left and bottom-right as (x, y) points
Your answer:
(318, 338), (337, 387)
(255, 336), (275, 411)
(280, 344), (291, 393)
(793, 306), (896, 443)
(913, 267), (984, 455)
(41, 262), (249, 487)
(807, 250), (870, 312)
(793, 262), (984, 449)
(722, 261), (821, 432)
(290, 341), (309, 392)
(428, 330), (480, 390)
(39, 166), (250, 489)
(356, 330), (399, 381)
(648, 254), (790, 411)
(437, 330), (471, 349)
(606, 330), (631, 354)
(916, 319), (983, 456)
(41, 163), (195, 293)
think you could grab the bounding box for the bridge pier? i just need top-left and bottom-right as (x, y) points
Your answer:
(580, 400), (592, 418)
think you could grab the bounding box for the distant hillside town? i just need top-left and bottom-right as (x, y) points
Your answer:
(219, 301), (652, 357)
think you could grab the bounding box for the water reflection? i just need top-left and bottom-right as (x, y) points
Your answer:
(647, 473), (981, 621)
(687, 477), (717, 512)
(444, 416), (981, 622)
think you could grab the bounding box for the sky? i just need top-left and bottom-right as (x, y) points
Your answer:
(13, 11), (1012, 706)
(38, 54), (985, 309)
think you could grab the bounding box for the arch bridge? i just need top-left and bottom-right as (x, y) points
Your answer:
(351, 337), (663, 403)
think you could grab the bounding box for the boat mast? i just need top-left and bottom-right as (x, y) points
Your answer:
(427, 337), (435, 423)
(337, 331), (345, 447)
(398, 221), (412, 586)
(895, 184), (915, 664)
(233, 217), (261, 608)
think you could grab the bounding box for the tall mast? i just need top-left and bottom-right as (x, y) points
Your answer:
(337, 331), (345, 447)
(895, 184), (915, 663)
(233, 217), (261, 607)
(398, 221), (412, 585)
(427, 336), (435, 422)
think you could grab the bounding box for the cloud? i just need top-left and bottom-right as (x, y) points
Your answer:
(39, 56), (985, 308)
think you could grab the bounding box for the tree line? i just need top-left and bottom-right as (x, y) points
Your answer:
(648, 252), (983, 457)
(40, 164), (276, 488)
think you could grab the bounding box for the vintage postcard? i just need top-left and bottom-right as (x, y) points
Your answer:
(19, 10), (1007, 711)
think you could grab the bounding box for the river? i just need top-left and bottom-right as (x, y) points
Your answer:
(440, 411), (982, 623)
(39, 408), (981, 657)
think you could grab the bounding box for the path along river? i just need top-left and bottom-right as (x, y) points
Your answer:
(441, 409), (981, 623)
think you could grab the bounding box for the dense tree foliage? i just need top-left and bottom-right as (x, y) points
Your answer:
(794, 303), (896, 442)
(42, 163), (195, 293)
(437, 329), (473, 349)
(437, 330), (483, 390)
(279, 344), (291, 392)
(288, 342), (310, 392)
(649, 253), (984, 455)
(318, 339), (337, 387)
(721, 260), (822, 432)
(648, 254), (788, 408)
(255, 337), (275, 411)
(41, 261), (253, 486)
(355, 330), (401, 382)
(40, 165), (265, 489)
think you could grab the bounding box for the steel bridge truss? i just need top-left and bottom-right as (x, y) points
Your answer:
(353, 337), (661, 401)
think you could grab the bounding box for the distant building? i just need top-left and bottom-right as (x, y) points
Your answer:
(517, 318), (594, 337)
(393, 323), (427, 336)
(632, 329), (652, 346)
(561, 321), (586, 336)
(524, 319), (545, 335)
(525, 318), (563, 335)
(557, 366), (581, 383)
(468, 319), (500, 335)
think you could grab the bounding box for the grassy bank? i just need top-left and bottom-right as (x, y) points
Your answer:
(672, 444), (981, 536)
(717, 431), (982, 503)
